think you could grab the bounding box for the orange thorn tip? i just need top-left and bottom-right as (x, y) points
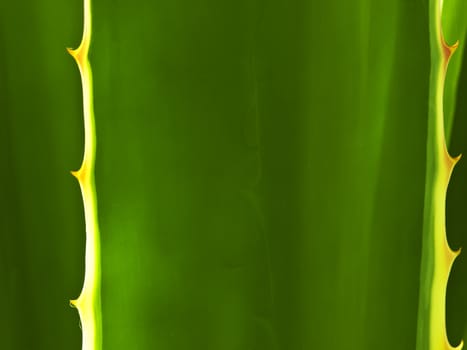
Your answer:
(67, 47), (76, 57)
(70, 299), (77, 308)
(442, 38), (459, 61)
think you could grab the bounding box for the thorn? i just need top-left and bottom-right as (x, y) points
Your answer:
(442, 38), (459, 62)
(67, 47), (77, 58)
(447, 246), (462, 265)
(448, 153), (462, 169)
(448, 39), (459, 52)
(67, 46), (86, 65)
(71, 170), (80, 179)
(70, 299), (78, 308)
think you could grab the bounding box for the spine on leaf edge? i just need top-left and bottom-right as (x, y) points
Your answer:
(68, 0), (102, 349)
(417, 1), (463, 350)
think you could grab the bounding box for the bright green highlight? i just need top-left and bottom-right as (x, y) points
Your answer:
(68, 0), (102, 349)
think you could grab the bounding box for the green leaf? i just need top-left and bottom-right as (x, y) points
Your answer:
(1, 1), (467, 349)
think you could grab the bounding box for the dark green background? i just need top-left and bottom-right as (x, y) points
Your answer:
(1, 0), (467, 349)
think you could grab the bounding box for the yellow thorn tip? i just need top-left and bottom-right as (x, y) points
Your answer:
(450, 39), (460, 52)
(452, 153), (462, 164)
(67, 47), (77, 57)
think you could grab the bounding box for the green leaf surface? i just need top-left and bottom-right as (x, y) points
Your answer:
(1, 1), (467, 349)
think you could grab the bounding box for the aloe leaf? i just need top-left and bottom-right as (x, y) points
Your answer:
(416, 0), (467, 349)
(442, 0), (467, 143)
(2, 1), (467, 350)
(68, 0), (102, 348)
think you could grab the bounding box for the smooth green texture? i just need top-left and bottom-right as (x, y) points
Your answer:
(0, 0), (84, 348)
(1, 0), (467, 349)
